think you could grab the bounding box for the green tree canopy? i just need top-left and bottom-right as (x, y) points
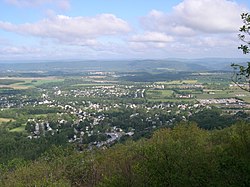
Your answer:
(231, 13), (250, 91)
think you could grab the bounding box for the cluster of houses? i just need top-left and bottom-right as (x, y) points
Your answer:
(2, 79), (250, 149)
(69, 85), (131, 98)
(21, 94), (207, 147)
(197, 98), (244, 105)
(54, 84), (173, 100)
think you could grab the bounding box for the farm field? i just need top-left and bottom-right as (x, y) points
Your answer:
(195, 88), (250, 100)
(0, 77), (64, 89)
(146, 90), (173, 99)
(72, 83), (114, 87)
(157, 80), (198, 85)
(0, 118), (15, 123)
(145, 78), (250, 103)
(147, 98), (195, 102)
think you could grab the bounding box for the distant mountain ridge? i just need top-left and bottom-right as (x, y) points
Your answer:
(0, 58), (249, 73)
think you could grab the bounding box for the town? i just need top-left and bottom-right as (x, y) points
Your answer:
(1, 70), (250, 150)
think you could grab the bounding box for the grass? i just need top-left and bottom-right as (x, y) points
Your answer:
(9, 124), (26, 133)
(157, 80), (198, 85)
(147, 98), (195, 103)
(0, 79), (24, 85)
(146, 90), (173, 99)
(32, 114), (48, 117)
(194, 88), (250, 100)
(72, 83), (114, 87)
(145, 83), (250, 103)
(14, 79), (64, 88)
(0, 77), (64, 90)
(240, 97), (250, 103)
(195, 90), (229, 99)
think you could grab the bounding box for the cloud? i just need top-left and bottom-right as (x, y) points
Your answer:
(174, 0), (247, 33)
(0, 37), (10, 46)
(128, 31), (242, 58)
(0, 46), (41, 55)
(4, 0), (70, 10)
(1, 0), (248, 59)
(56, 0), (70, 10)
(0, 14), (131, 46)
(135, 0), (249, 58)
(141, 10), (196, 37)
(130, 32), (174, 43)
(129, 32), (174, 49)
(141, 0), (248, 35)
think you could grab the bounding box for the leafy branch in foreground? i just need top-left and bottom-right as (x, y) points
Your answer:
(231, 13), (250, 91)
(231, 62), (250, 92)
(238, 13), (250, 54)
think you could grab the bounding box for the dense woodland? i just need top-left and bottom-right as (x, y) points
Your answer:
(0, 122), (249, 186)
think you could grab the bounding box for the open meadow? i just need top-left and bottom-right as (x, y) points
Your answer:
(0, 77), (64, 89)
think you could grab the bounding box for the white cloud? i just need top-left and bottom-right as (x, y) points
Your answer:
(142, 0), (248, 35)
(4, 0), (70, 9)
(0, 14), (131, 46)
(1, 0), (248, 59)
(0, 46), (41, 55)
(174, 0), (247, 33)
(129, 32), (174, 49)
(128, 32), (242, 58)
(130, 32), (174, 43)
(141, 10), (196, 37)
(5, 0), (49, 7)
(135, 0), (249, 58)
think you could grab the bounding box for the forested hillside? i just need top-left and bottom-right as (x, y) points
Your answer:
(1, 122), (249, 187)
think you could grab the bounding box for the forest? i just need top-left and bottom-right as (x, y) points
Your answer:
(0, 121), (249, 186)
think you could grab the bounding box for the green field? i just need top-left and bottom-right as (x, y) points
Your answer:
(9, 124), (26, 133)
(72, 83), (114, 87)
(146, 89), (197, 102)
(0, 77), (64, 89)
(157, 80), (198, 85)
(146, 89), (173, 99)
(147, 98), (195, 102)
(194, 88), (250, 100)
(0, 79), (24, 85)
(144, 79), (250, 103)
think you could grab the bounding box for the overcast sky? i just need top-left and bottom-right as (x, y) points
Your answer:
(0, 0), (249, 60)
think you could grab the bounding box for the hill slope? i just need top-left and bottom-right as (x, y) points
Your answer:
(1, 58), (249, 73)
(1, 122), (249, 187)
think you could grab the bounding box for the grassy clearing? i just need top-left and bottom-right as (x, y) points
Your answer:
(240, 97), (250, 103)
(32, 114), (48, 117)
(146, 90), (173, 99)
(14, 79), (64, 88)
(0, 77), (64, 89)
(195, 90), (228, 99)
(148, 98), (195, 102)
(9, 124), (26, 133)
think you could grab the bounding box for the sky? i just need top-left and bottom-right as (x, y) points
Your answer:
(0, 0), (250, 61)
